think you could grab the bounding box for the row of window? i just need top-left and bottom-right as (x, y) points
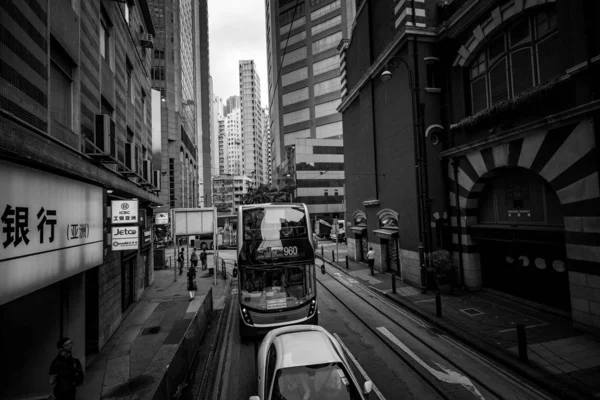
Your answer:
(469, 10), (560, 114)
(282, 99), (340, 126)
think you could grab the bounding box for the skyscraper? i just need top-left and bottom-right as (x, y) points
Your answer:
(265, 0), (355, 218)
(225, 108), (242, 175)
(239, 60), (267, 185)
(224, 95), (241, 116)
(150, 0), (210, 209)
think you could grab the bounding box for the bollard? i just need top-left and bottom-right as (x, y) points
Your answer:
(392, 274), (397, 294)
(345, 256), (349, 269)
(435, 292), (442, 317)
(517, 324), (528, 362)
(332, 250), (335, 262)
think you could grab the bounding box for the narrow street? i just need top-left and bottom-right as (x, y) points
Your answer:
(196, 248), (556, 400)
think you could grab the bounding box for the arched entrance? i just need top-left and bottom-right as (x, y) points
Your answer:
(373, 209), (400, 275)
(447, 118), (599, 320)
(351, 211), (368, 261)
(470, 168), (569, 309)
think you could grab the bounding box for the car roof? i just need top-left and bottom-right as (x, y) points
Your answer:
(274, 330), (341, 369)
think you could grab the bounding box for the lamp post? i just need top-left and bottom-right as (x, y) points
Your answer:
(381, 55), (431, 294)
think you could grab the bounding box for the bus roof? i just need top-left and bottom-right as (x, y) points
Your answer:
(239, 202), (306, 210)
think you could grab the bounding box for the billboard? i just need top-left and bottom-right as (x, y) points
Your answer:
(217, 214), (238, 248)
(173, 208), (215, 236)
(0, 161), (103, 305)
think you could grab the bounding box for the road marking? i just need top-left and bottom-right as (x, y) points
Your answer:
(333, 333), (385, 400)
(497, 323), (549, 333)
(414, 299), (436, 303)
(376, 327), (485, 400)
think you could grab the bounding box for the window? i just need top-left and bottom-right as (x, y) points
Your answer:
(124, 1), (130, 25)
(50, 43), (74, 128)
(311, 0), (340, 20)
(313, 55), (339, 76)
(314, 77), (340, 97)
(316, 121), (343, 138)
(283, 87), (309, 106)
(126, 59), (134, 104)
(468, 9), (560, 114)
(152, 66), (165, 80)
(100, 22), (110, 62)
(311, 15), (341, 35)
(312, 31), (342, 54)
(314, 99), (341, 118)
(283, 108), (310, 126)
(282, 46), (307, 67)
(280, 30), (306, 49)
(280, 17), (306, 35)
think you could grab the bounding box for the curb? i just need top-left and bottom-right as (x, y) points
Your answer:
(318, 255), (594, 400)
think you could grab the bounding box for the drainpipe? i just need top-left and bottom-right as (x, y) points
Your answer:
(411, 0), (432, 290)
(452, 157), (465, 288)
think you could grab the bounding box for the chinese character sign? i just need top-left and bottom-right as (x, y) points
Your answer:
(0, 161), (103, 306)
(111, 200), (139, 224)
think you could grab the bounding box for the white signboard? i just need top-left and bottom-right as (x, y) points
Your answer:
(111, 226), (139, 251)
(173, 208), (216, 235)
(0, 161), (103, 305)
(111, 200), (139, 225)
(155, 212), (169, 225)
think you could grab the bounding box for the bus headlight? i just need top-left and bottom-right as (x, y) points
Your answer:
(241, 307), (253, 325)
(308, 299), (316, 316)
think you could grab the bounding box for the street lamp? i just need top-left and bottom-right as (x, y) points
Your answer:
(380, 55), (432, 293)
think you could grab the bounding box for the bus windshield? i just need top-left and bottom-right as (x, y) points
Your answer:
(243, 206), (308, 241)
(239, 264), (315, 310)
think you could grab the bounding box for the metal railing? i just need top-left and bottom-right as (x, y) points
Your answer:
(151, 288), (214, 400)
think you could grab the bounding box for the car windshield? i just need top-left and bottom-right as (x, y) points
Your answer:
(243, 206), (308, 241)
(271, 363), (362, 400)
(239, 265), (314, 310)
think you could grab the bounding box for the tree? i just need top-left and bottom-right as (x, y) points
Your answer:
(241, 184), (290, 204)
(213, 183), (233, 213)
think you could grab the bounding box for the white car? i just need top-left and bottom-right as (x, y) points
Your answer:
(250, 324), (373, 400)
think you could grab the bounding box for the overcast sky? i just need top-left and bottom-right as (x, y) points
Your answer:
(208, 0), (269, 108)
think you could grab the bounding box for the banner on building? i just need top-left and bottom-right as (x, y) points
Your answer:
(0, 161), (103, 306)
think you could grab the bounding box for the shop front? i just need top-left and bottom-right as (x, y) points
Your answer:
(0, 161), (103, 398)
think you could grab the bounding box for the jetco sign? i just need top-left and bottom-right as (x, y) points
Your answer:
(111, 200), (139, 225)
(111, 226), (139, 251)
(111, 200), (139, 251)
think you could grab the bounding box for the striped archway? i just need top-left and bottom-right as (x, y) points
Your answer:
(448, 118), (599, 294)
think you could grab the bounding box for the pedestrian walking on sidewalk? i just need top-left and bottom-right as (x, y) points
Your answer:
(187, 265), (197, 300)
(190, 249), (199, 268)
(48, 338), (84, 400)
(367, 247), (375, 276)
(200, 249), (207, 270)
(178, 247), (185, 275)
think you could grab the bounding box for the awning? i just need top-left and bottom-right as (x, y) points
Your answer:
(350, 226), (367, 233)
(373, 229), (398, 239)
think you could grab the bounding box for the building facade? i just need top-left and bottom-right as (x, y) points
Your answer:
(340, 0), (600, 332)
(239, 60), (268, 184)
(225, 108), (243, 175)
(266, 0), (356, 219)
(197, 0), (212, 206)
(213, 175), (253, 213)
(0, 0), (160, 397)
(150, 0), (198, 210)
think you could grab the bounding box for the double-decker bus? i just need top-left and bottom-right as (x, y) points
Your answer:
(236, 203), (318, 337)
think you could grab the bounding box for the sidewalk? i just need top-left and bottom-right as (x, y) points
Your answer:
(317, 254), (600, 400)
(79, 252), (231, 400)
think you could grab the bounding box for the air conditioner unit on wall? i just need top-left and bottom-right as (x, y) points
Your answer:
(143, 160), (151, 182)
(140, 33), (154, 48)
(152, 170), (161, 191)
(87, 115), (118, 162)
(124, 142), (136, 174)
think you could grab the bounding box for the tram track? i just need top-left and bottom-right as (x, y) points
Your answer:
(316, 267), (552, 400)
